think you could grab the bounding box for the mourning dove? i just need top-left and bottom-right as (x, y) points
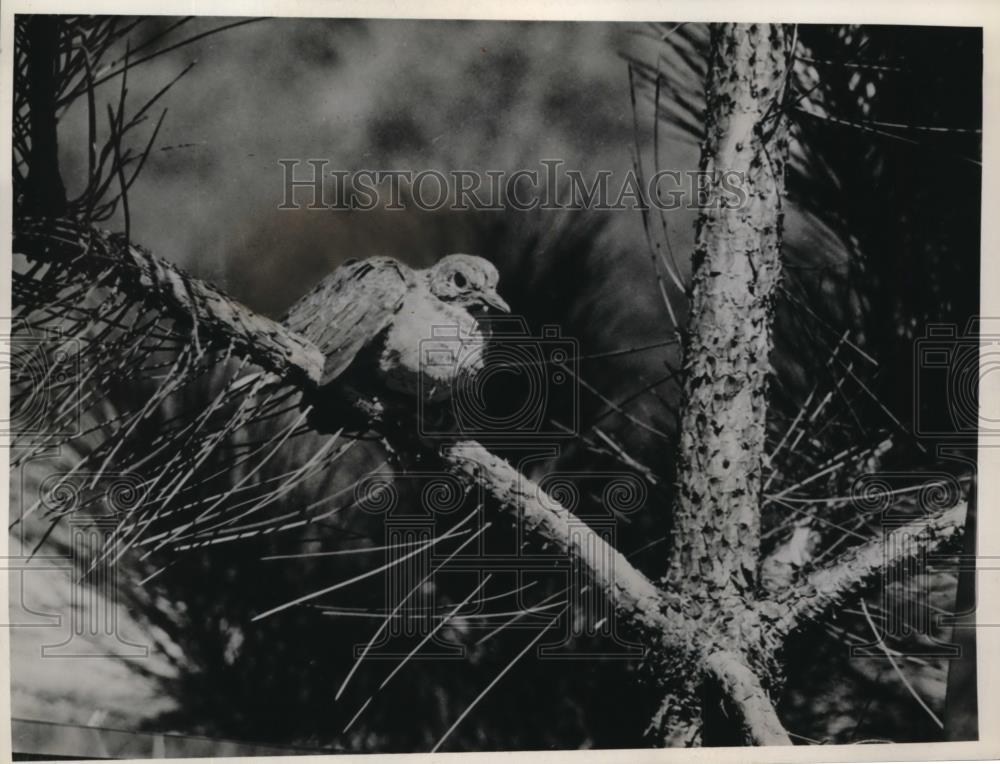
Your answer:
(284, 254), (509, 402)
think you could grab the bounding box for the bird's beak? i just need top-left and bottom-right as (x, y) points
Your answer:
(480, 288), (511, 314)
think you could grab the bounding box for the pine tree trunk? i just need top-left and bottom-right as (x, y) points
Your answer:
(669, 21), (790, 607)
(658, 22), (791, 744)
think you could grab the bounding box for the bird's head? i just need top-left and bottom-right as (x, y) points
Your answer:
(426, 254), (510, 314)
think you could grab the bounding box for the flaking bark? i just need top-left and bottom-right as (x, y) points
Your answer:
(667, 23), (791, 608)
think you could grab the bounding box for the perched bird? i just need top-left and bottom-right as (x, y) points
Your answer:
(283, 254), (509, 402)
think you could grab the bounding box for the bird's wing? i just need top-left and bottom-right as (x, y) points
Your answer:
(283, 257), (414, 386)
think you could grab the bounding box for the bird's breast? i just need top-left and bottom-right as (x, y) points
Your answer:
(378, 289), (486, 401)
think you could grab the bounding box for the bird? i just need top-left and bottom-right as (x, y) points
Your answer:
(283, 254), (510, 403)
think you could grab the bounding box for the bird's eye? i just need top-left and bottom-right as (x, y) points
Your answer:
(452, 271), (467, 288)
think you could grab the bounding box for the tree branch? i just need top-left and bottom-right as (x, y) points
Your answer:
(439, 440), (688, 649)
(14, 218), (690, 660)
(14, 218), (324, 385)
(762, 501), (968, 644)
(704, 651), (792, 746)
